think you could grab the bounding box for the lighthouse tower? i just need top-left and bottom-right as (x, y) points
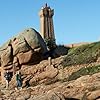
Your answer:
(39, 3), (56, 45)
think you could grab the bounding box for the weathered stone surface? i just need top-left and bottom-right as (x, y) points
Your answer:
(3, 64), (13, 70)
(87, 90), (100, 100)
(0, 57), (100, 100)
(12, 35), (30, 56)
(16, 90), (31, 100)
(17, 50), (33, 65)
(9, 60), (58, 88)
(22, 28), (47, 52)
(0, 28), (47, 80)
(47, 91), (65, 100)
(32, 92), (63, 100)
(0, 36), (100, 100)
(1, 45), (13, 67)
(13, 56), (19, 69)
(0, 58), (1, 66)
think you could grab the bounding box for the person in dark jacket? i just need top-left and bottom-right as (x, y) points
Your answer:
(15, 71), (22, 90)
(4, 70), (11, 89)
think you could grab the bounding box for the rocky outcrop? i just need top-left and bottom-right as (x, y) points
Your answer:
(0, 55), (99, 99)
(0, 72), (99, 100)
(0, 28), (100, 99)
(0, 43), (13, 67)
(0, 28), (47, 81)
(9, 61), (59, 88)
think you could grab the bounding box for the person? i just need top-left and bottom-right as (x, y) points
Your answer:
(48, 56), (52, 65)
(25, 80), (30, 88)
(15, 71), (22, 90)
(4, 70), (11, 89)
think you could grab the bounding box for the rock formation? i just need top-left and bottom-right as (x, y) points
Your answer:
(0, 28), (100, 100)
(0, 56), (99, 100)
(0, 28), (47, 82)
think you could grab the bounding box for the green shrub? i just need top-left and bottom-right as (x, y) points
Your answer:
(68, 65), (100, 81)
(45, 38), (56, 50)
(62, 42), (100, 67)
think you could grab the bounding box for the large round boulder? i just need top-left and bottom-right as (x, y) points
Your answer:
(0, 28), (47, 72)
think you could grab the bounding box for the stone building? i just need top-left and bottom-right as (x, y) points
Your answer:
(39, 3), (56, 44)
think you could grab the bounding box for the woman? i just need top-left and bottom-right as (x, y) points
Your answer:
(15, 71), (22, 90)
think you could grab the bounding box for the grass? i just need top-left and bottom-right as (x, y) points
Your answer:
(68, 65), (100, 81)
(62, 41), (100, 67)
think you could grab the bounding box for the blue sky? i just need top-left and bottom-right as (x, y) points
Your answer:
(0, 0), (100, 46)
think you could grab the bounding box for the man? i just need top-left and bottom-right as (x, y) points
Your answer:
(4, 70), (11, 89)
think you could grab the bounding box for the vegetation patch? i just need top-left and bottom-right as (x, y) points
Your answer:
(68, 65), (100, 81)
(62, 41), (100, 67)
